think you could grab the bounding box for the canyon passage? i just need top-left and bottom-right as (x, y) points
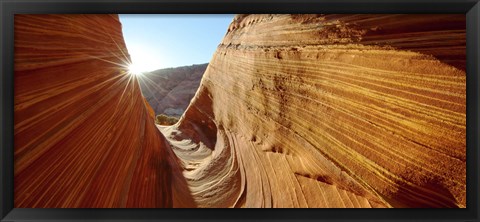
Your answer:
(14, 14), (466, 208)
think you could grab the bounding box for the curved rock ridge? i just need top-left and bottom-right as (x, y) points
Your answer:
(13, 15), (189, 208)
(163, 14), (466, 208)
(13, 14), (466, 208)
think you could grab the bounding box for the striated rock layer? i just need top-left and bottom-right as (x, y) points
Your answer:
(162, 14), (466, 208)
(13, 15), (191, 208)
(14, 14), (466, 208)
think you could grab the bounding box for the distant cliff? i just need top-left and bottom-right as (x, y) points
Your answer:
(139, 64), (207, 117)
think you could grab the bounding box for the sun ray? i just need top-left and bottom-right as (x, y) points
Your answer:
(87, 54), (129, 69)
(137, 75), (165, 106)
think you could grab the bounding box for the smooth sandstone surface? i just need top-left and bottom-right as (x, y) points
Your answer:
(14, 14), (465, 208)
(14, 14), (188, 208)
(163, 14), (466, 208)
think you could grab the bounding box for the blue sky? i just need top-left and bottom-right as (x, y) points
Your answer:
(119, 14), (235, 72)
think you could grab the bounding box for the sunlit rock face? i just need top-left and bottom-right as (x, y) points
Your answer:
(163, 14), (466, 208)
(13, 15), (186, 208)
(139, 63), (207, 117)
(13, 14), (466, 209)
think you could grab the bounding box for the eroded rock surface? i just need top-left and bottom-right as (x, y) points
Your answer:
(13, 14), (189, 208)
(14, 14), (465, 208)
(163, 14), (466, 208)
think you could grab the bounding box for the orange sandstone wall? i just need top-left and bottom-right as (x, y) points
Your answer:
(165, 14), (466, 208)
(13, 14), (466, 209)
(14, 14), (181, 208)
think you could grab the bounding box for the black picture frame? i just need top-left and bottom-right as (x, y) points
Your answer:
(1, 0), (479, 221)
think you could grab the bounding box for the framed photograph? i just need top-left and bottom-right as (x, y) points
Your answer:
(1, 0), (479, 221)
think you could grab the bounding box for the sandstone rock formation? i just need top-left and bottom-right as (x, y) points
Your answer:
(163, 14), (466, 208)
(14, 14), (465, 208)
(13, 14), (188, 208)
(139, 64), (207, 117)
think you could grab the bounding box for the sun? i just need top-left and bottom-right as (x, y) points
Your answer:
(128, 63), (144, 76)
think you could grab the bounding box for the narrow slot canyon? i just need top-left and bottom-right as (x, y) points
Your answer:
(14, 14), (466, 208)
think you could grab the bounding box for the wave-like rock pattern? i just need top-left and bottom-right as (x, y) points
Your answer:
(13, 15), (188, 208)
(163, 14), (466, 208)
(14, 14), (466, 208)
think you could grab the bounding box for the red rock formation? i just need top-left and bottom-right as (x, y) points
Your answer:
(162, 14), (466, 208)
(13, 14), (185, 208)
(14, 14), (465, 208)
(144, 97), (156, 119)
